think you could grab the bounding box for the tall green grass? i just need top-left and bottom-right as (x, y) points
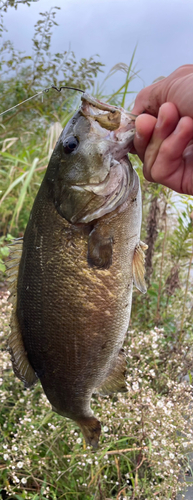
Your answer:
(0, 51), (193, 499)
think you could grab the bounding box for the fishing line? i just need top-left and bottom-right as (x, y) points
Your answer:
(50, 85), (84, 93)
(0, 85), (84, 118)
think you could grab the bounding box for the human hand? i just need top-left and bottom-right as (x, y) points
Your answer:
(132, 65), (193, 194)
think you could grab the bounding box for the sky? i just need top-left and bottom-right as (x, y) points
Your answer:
(2, 0), (193, 107)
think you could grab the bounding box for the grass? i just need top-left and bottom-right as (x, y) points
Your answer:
(1, 289), (193, 499)
(0, 50), (193, 500)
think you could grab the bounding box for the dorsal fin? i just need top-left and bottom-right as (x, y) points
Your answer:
(6, 240), (37, 388)
(95, 348), (127, 395)
(132, 240), (148, 294)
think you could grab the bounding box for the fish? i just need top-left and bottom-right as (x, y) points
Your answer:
(7, 93), (147, 448)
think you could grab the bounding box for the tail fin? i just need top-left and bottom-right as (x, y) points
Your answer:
(76, 416), (101, 448)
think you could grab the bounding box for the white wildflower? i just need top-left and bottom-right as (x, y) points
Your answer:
(76, 437), (82, 444)
(157, 400), (164, 408)
(17, 461), (24, 468)
(3, 453), (9, 460)
(21, 477), (27, 484)
(132, 381), (139, 391)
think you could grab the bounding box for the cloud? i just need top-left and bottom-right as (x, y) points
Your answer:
(2, 0), (193, 101)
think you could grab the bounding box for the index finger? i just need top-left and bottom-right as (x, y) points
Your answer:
(132, 81), (165, 116)
(132, 65), (193, 117)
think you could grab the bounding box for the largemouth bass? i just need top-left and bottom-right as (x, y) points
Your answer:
(7, 94), (147, 447)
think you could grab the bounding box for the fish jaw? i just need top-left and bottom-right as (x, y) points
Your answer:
(70, 156), (136, 224)
(51, 96), (137, 224)
(69, 101), (137, 223)
(81, 92), (136, 159)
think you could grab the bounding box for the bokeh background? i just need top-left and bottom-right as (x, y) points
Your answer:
(2, 0), (193, 101)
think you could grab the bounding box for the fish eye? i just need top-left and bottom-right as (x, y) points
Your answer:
(63, 136), (79, 154)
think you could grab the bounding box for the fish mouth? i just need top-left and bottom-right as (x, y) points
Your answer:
(57, 94), (138, 225)
(81, 93), (136, 138)
(68, 95), (137, 224)
(81, 92), (136, 166)
(81, 93), (137, 125)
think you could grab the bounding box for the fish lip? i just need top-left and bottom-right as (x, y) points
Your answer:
(112, 127), (136, 161)
(81, 93), (120, 113)
(81, 93), (137, 119)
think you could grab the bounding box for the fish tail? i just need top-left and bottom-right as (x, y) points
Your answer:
(76, 416), (101, 448)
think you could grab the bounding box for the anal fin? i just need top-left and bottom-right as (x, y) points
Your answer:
(9, 310), (38, 387)
(6, 239), (37, 388)
(96, 348), (127, 395)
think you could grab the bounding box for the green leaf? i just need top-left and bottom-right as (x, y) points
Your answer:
(0, 246), (9, 256)
(10, 157), (39, 229)
(147, 289), (158, 297)
(0, 260), (6, 272)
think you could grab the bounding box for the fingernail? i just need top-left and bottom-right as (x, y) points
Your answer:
(156, 111), (163, 129)
(135, 130), (143, 141)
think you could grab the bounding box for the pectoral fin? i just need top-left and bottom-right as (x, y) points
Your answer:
(87, 227), (113, 269)
(132, 240), (148, 294)
(7, 240), (37, 388)
(95, 349), (127, 395)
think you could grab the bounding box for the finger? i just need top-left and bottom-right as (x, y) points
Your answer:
(143, 103), (180, 182)
(181, 143), (193, 194)
(167, 73), (193, 118)
(133, 114), (157, 160)
(146, 116), (193, 192)
(132, 82), (162, 116)
(132, 65), (193, 116)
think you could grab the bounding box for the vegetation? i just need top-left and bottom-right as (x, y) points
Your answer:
(0, 2), (193, 499)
